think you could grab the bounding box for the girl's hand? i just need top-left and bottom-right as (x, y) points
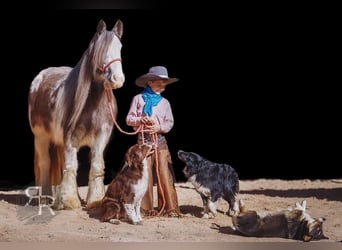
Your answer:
(140, 117), (154, 125)
(146, 123), (161, 134)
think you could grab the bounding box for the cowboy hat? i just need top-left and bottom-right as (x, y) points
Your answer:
(135, 66), (179, 87)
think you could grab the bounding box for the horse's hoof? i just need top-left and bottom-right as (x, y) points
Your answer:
(52, 203), (64, 210)
(62, 197), (81, 209)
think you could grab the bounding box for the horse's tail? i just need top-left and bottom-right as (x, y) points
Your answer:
(50, 144), (64, 186)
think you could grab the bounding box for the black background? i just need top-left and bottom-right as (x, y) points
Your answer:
(1, 8), (340, 188)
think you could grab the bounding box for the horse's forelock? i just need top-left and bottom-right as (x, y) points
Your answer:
(89, 30), (115, 77)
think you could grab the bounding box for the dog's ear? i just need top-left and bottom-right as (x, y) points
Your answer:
(295, 200), (307, 211)
(238, 199), (248, 213)
(122, 161), (130, 169)
(125, 155), (132, 167)
(301, 200), (307, 211)
(295, 202), (300, 209)
(125, 144), (143, 166)
(125, 146), (134, 166)
(134, 145), (144, 161)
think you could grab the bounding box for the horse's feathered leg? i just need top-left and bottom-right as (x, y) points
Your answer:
(86, 134), (109, 208)
(86, 158), (105, 209)
(57, 144), (81, 209)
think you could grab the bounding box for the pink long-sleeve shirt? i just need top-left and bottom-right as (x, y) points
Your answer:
(126, 93), (174, 134)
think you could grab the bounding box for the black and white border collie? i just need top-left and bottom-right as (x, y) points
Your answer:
(177, 150), (240, 219)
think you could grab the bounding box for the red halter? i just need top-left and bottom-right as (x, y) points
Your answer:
(98, 58), (122, 72)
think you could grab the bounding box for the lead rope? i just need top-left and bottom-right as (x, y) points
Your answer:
(105, 88), (166, 216)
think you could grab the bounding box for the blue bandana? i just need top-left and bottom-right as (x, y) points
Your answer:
(142, 86), (162, 116)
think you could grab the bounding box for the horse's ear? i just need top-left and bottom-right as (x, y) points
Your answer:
(97, 19), (107, 34)
(113, 19), (123, 39)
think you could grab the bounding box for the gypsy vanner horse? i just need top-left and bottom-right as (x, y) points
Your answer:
(28, 19), (124, 210)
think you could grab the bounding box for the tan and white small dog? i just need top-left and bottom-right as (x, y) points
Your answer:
(232, 199), (328, 242)
(90, 143), (153, 225)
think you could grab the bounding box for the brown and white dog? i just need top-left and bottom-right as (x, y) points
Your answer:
(232, 199), (328, 241)
(91, 143), (153, 225)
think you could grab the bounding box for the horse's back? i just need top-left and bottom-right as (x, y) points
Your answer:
(29, 66), (72, 93)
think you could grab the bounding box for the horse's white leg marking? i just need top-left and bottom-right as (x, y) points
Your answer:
(86, 130), (110, 206)
(86, 151), (105, 207)
(57, 145), (80, 209)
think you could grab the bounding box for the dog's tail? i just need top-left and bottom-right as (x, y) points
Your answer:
(85, 199), (103, 210)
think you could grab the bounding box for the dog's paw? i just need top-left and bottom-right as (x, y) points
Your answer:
(132, 220), (143, 225)
(109, 219), (120, 225)
(201, 213), (210, 219)
(227, 208), (240, 217)
(210, 211), (218, 218)
(210, 223), (220, 230)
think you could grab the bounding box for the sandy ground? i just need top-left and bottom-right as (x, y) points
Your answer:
(0, 179), (341, 243)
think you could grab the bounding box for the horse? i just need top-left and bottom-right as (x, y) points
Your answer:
(28, 19), (125, 210)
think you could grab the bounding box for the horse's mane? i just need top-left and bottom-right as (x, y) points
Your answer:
(59, 28), (117, 134)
